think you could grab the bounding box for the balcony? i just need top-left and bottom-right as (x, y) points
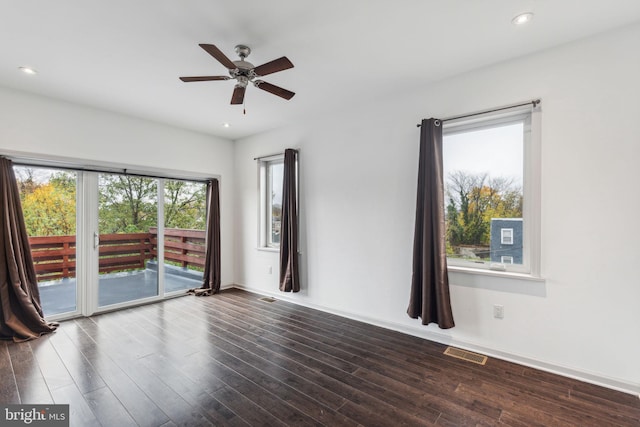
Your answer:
(30, 228), (206, 316)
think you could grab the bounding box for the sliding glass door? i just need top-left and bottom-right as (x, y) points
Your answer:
(97, 173), (159, 308)
(162, 179), (207, 293)
(13, 164), (209, 319)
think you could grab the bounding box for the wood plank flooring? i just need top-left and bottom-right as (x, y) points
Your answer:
(1, 288), (638, 426)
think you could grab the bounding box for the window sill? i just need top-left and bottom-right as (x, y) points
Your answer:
(447, 266), (546, 297)
(256, 247), (279, 253)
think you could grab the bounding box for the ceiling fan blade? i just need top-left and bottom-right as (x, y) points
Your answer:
(231, 85), (246, 105)
(199, 44), (237, 70)
(179, 76), (230, 82)
(253, 56), (294, 77)
(254, 80), (295, 100)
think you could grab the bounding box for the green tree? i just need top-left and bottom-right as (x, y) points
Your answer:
(446, 197), (464, 247)
(22, 181), (76, 236)
(445, 170), (522, 253)
(16, 168), (207, 237)
(99, 175), (157, 233)
(164, 181), (207, 229)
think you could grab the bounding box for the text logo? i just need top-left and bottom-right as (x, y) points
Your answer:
(1, 405), (69, 426)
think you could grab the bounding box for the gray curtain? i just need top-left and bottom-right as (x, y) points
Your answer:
(279, 149), (300, 292)
(0, 157), (58, 341)
(407, 119), (455, 329)
(189, 178), (220, 296)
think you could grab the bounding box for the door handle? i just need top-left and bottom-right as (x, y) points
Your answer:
(94, 232), (100, 249)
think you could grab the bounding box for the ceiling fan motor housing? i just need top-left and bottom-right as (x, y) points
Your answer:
(231, 45), (256, 83)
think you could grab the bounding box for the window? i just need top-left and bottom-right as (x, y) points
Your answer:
(443, 107), (540, 275)
(501, 228), (514, 245)
(501, 256), (514, 264)
(258, 156), (284, 248)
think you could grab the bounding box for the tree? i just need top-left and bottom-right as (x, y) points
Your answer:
(15, 167), (40, 203)
(16, 168), (207, 237)
(21, 181), (76, 236)
(99, 176), (208, 233)
(445, 170), (522, 253)
(99, 175), (157, 233)
(164, 180), (207, 229)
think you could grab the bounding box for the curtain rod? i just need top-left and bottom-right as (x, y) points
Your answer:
(253, 149), (298, 161)
(9, 159), (212, 185)
(416, 99), (541, 127)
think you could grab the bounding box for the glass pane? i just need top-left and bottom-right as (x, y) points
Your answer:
(268, 162), (284, 246)
(443, 122), (524, 265)
(15, 166), (78, 316)
(98, 174), (158, 307)
(162, 180), (207, 293)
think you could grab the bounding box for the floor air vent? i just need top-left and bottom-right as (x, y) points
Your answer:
(259, 297), (277, 303)
(444, 347), (488, 365)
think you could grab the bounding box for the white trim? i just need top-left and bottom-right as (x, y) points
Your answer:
(257, 161), (267, 248)
(157, 180), (165, 297)
(83, 172), (99, 316)
(257, 154), (292, 251)
(232, 283), (639, 396)
(528, 108), (543, 278)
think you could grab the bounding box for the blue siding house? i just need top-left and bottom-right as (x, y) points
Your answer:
(490, 218), (523, 264)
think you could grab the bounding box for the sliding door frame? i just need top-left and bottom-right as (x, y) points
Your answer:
(9, 154), (215, 320)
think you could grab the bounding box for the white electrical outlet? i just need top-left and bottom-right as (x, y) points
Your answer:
(493, 304), (504, 319)
(268, 266), (272, 274)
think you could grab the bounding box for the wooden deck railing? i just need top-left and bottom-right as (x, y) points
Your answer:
(29, 235), (77, 282)
(28, 228), (206, 282)
(98, 232), (153, 274)
(149, 227), (206, 271)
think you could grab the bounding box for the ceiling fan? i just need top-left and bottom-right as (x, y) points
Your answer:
(180, 44), (295, 105)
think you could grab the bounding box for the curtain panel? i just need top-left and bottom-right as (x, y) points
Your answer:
(0, 157), (58, 341)
(189, 178), (221, 296)
(279, 149), (300, 292)
(407, 119), (455, 329)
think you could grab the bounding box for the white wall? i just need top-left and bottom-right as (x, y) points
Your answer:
(234, 24), (640, 393)
(0, 87), (235, 287)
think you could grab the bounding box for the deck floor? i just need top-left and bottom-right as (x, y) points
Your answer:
(2, 288), (638, 426)
(39, 269), (202, 316)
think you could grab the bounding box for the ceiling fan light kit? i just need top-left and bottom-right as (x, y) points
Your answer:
(180, 43), (295, 105)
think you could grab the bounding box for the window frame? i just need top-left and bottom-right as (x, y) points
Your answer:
(258, 155), (285, 250)
(442, 106), (541, 277)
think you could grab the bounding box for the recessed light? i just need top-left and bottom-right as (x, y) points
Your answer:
(222, 123), (230, 128)
(18, 66), (37, 75)
(512, 12), (533, 26)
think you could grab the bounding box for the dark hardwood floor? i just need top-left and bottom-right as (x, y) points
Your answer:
(1, 288), (638, 426)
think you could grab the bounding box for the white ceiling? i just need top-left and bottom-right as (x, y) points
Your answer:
(2, 1), (640, 140)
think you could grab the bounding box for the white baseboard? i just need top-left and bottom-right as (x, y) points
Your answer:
(231, 283), (640, 397)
